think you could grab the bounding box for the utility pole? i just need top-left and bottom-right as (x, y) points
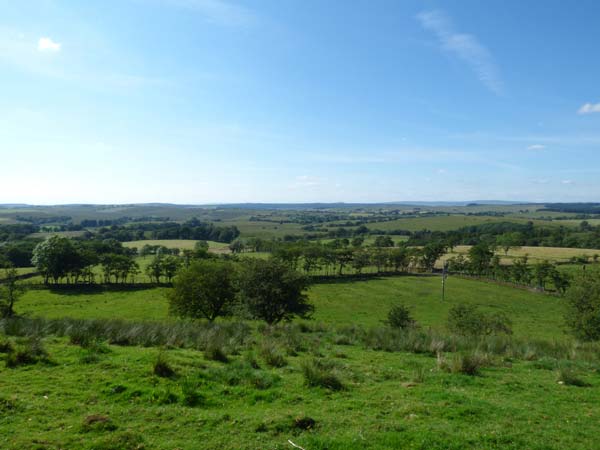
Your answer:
(442, 262), (448, 301)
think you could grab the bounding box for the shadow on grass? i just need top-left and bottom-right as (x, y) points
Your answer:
(36, 283), (170, 296)
(310, 271), (437, 285)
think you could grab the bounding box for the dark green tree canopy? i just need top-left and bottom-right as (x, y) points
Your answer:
(237, 258), (313, 324)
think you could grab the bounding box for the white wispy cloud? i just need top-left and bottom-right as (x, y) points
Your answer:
(38, 37), (61, 52)
(417, 10), (503, 95)
(578, 102), (600, 115)
(527, 144), (545, 150)
(143, 0), (256, 26)
(561, 180), (574, 185)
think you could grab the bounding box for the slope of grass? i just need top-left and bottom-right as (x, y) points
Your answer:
(309, 276), (565, 340)
(17, 276), (565, 340)
(1, 335), (599, 450)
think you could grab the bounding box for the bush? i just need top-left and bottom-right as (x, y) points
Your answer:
(386, 304), (416, 330)
(447, 304), (512, 337)
(564, 276), (600, 341)
(301, 358), (344, 391)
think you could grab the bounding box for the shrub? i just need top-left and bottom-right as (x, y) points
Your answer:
(386, 304), (416, 330)
(259, 340), (287, 368)
(301, 358), (344, 391)
(153, 351), (176, 378)
(447, 304), (512, 337)
(564, 275), (600, 341)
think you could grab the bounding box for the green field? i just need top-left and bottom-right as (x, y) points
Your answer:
(122, 240), (230, 252)
(17, 276), (564, 340)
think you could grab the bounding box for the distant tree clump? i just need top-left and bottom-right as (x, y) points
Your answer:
(169, 260), (237, 322)
(564, 275), (600, 341)
(237, 258), (313, 324)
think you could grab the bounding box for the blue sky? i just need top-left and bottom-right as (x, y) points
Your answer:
(1, 0), (600, 204)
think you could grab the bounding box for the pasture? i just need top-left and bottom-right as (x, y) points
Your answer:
(17, 276), (564, 340)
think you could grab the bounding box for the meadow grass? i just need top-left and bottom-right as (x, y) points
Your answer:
(16, 276), (565, 340)
(122, 239), (229, 252)
(1, 333), (599, 450)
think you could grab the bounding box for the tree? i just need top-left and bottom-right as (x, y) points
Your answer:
(229, 239), (245, 254)
(373, 236), (394, 248)
(237, 258), (313, 324)
(468, 242), (494, 276)
(31, 236), (81, 284)
(161, 255), (182, 283)
(532, 260), (553, 291)
(169, 260), (237, 322)
(0, 267), (26, 318)
(351, 249), (370, 275)
(564, 275), (600, 341)
(420, 242), (447, 272)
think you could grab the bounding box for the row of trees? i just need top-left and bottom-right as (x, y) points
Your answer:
(31, 236), (138, 284)
(409, 221), (600, 250)
(447, 242), (571, 293)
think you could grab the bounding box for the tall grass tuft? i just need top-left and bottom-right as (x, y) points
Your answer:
(153, 350), (176, 377)
(301, 358), (344, 391)
(259, 339), (287, 368)
(556, 367), (590, 387)
(437, 351), (490, 376)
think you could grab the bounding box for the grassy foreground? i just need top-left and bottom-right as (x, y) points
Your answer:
(1, 328), (599, 450)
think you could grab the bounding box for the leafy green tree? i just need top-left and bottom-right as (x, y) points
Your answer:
(564, 275), (600, 341)
(31, 236), (80, 284)
(420, 242), (447, 272)
(169, 260), (237, 321)
(237, 258), (313, 324)
(351, 250), (370, 275)
(468, 242), (494, 275)
(0, 267), (26, 317)
(373, 236), (394, 248)
(161, 255), (182, 283)
(532, 260), (554, 290)
(229, 239), (245, 254)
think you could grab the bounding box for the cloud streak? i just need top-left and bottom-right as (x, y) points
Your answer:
(417, 10), (503, 95)
(578, 102), (600, 115)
